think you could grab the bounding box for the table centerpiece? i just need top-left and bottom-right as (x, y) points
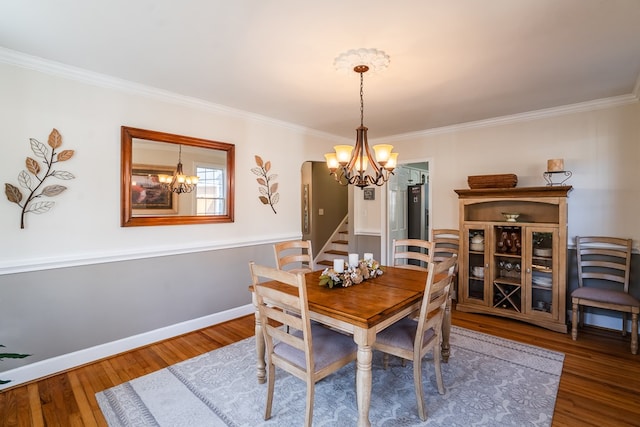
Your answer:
(319, 258), (383, 288)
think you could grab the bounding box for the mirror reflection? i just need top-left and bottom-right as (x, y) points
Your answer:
(121, 126), (235, 226)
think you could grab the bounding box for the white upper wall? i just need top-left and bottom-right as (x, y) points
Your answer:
(387, 102), (640, 249)
(2, 54), (639, 275)
(0, 60), (338, 273)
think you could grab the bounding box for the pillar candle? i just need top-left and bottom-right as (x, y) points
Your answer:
(348, 253), (359, 268)
(333, 259), (344, 273)
(547, 159), (564, 172)
(364, 252), (374, 261)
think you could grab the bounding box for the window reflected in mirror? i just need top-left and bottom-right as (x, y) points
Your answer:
(121, 127), (235, 226)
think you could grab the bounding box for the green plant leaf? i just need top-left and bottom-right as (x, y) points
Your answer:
(0, 352), (30, 360)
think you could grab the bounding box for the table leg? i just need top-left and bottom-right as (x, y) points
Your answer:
(441, 294), (452, 362)
(252, 294), (266, 384)
(354, 328), (374, 427)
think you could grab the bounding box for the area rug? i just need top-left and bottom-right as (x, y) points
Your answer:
(96, 326), (564, 426)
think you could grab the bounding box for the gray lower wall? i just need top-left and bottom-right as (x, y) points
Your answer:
(0, 243), (275, 371)
(3, 242), (637, 374)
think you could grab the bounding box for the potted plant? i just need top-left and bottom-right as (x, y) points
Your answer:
(533, 232), (553, 257)
(1, 345), (30, 384)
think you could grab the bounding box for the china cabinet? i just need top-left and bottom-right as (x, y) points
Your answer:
(455, 186), (572, 333)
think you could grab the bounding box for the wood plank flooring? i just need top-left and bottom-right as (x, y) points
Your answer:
(1, 310), (639, 426)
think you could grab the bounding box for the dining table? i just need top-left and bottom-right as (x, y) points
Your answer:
(250, 265), (452, 427)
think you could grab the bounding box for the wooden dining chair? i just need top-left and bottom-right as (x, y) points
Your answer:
(392, 238), (433, 271)
(249, 262), (357, 427)
(373, 255), (458, 421)
(431, 229), (460, 262)
(431, 228), (460, 299)
(571, 236), (638, 354)
(273, 240), (315, 273)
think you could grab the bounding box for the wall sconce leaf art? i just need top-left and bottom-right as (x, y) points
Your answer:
(4, 128), (75, 229)
(251, 155), (279, 214)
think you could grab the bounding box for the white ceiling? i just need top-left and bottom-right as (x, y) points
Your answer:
(2, 0), (640, 139)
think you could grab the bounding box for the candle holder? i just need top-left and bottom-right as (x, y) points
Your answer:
(543, 170), (572, 186)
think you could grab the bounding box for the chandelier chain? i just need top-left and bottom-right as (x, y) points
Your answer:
(360, 71), (364, 127)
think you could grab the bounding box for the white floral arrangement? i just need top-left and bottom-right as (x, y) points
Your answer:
(319, 259), (384, 288)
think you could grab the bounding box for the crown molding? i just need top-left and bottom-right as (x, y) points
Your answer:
(0, 47), (344, 143)
(2, 47), (637, 146)
(375, 93), (640, 143)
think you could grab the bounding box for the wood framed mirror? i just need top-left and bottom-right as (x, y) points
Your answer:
(121, 126), (235, 226)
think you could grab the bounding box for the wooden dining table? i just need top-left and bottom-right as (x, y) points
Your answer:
(250, 265), (453, 427)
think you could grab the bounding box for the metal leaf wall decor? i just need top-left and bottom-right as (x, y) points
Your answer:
(251, 155), (278, 214)
(4, 128), (75, 229)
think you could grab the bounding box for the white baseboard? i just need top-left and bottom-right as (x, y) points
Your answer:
(3, 306), (632, 391)
(570, 309), (635, 332)
(0, 304), (255, 390)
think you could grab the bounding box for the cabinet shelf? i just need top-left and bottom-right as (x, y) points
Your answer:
(494, 253), (521, 259)
(494, 278), (521, 286)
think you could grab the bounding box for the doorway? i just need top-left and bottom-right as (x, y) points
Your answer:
(385, 162), (430, 262)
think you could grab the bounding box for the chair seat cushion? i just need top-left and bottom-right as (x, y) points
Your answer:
(274, 324), (356, 371)
(572, 287), (640, 307)
(375, 317), (436, 352)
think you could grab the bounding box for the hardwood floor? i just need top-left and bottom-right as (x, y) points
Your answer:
(1, 310), (639, 426)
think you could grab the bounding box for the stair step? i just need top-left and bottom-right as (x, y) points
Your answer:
(318, 260), (333, 266)
(325, 249), (348, 256)
(332, 239), (348, 245)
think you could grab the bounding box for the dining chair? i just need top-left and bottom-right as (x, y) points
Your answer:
(431, 229), (460, 262)
(392, 238), (433, 271)
(373, 255), (458, 421)
(571, 236), (638, 354)
(431, 228), (460, 299)
(273, 239), (315, 273)
(249, 262), (357, 426)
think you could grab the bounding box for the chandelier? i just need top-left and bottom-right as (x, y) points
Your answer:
(325, 48), (398, 188)
(158, 145), (199, 194)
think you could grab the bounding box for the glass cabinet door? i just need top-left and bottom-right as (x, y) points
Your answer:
(526, 227), (557, 317)
(492, 225), (523, 313)
(463, 225), (488, 304)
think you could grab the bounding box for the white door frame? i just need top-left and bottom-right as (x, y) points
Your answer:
(380, 157), (433, 265)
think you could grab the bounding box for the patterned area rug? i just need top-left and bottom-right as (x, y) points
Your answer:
(96, 326), (564, 426)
